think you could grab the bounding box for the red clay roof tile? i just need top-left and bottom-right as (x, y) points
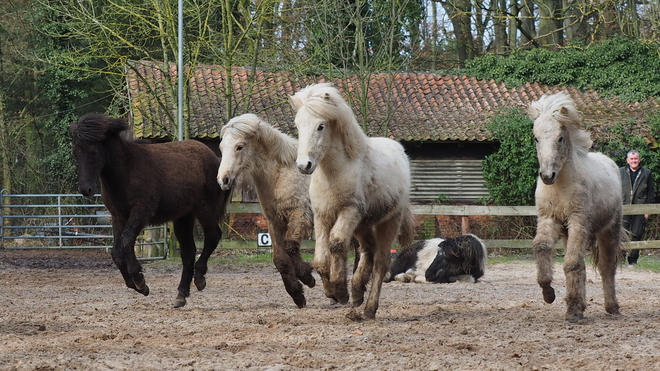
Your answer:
(126, 60), (657, 142)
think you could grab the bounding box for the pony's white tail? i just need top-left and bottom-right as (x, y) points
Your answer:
(398, 207), (415, 248)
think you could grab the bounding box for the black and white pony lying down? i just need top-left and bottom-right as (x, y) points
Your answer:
(385, 234), (487, 283)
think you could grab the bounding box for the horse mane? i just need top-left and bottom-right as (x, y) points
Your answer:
(221, 113), (298, 165)
(290, 83), (367, 159)
(529, 92), (592, 154)
(73, 113), (129, 144)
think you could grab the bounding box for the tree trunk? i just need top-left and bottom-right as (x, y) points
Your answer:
(439, 0), (475, 64)
(508, 0), (520, 49)
(537, 0), (563, 49)
(520, 0), (536, 48)
(494, 0), (508, 54)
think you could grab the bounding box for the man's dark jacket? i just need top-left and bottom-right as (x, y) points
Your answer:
(620, 166), (655, 239)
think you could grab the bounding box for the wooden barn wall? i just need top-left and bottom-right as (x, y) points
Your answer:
(410, 159), (488, 203)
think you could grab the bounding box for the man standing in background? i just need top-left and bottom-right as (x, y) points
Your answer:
(620, 150), (655, 265)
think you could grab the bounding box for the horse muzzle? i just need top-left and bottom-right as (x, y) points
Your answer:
(296, 158), (316, 175)
(539, 171), (557, 185)
(79, 188), (94, 197)
(217, 176), (234, 191)
(78, 183), (96, 197)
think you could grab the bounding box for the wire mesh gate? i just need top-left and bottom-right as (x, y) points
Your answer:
(0, 190), (167, 260)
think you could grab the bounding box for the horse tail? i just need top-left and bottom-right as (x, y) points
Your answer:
(397, 206), (415, 248)
(617, 225), (630, 265)
(591, 225), (629, 268)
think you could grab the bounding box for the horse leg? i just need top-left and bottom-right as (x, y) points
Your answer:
(270, 228), (306, 308)
(110, 220), (138, 291)
(563, 226), (588, 322)
(362, 217), (399, 320)
(351, 226), (376, 308)
(327, 207), (362, 305)
(313, 219), (335, 302)
(116, 214), (150, 296)
(351, 237), (360, 274)
(596, 225), (622, 316)
(172, 215), (196, 308)
(193, 219), (222, 292)
(533, 217), (561, 305)
(284, 212), (315, 288)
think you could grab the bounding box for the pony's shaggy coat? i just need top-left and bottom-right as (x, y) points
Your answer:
(70, 113), (231, 308)
(425, 234), (487, 283)
(386, 235), (487, 284)
(530, 92), (625, 322)
(290, 83), (415, 319)
(217, 114), (316, 308)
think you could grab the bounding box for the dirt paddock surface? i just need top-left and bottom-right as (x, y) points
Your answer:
(1, 249), (659, 371)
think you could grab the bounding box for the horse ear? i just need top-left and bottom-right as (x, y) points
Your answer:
(289, 95), (302, 112)
(528, 104), (540, 120)
(107, 117), (129, 134)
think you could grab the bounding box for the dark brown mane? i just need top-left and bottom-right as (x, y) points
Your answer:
(72, 113), (129, 144)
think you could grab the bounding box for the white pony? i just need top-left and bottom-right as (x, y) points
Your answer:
(530, 92), (625, 322)
(289, 83), (415, 320)
(217, 114), (316, 308)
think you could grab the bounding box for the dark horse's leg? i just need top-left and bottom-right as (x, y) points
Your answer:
(111, 218), (149, 296)
(173, 214), (197, 308)
(193, 219), (222, 292)
(110, 221), (138, 291)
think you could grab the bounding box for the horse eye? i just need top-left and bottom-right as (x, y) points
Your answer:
(558, 137), (564, 143)
(317, 124), (324, 131)
(236, 145), (243, 151)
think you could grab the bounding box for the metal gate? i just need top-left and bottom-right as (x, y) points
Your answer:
(0, 190), (167, 260)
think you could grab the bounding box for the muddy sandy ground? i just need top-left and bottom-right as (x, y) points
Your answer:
(1, 249), (659, 371)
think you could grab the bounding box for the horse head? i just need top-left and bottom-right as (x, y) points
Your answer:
(217, 114), (262, 190)
(292, 105), (331, 175)
(70, 114), (127, 196)
(529, 93), (587, 185)
(290, 83), (355, 175)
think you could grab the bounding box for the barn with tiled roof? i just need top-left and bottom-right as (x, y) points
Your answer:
(125, 60), (659, 202)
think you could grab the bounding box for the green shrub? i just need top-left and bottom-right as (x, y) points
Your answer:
(482, 109), (538, 206)
(464, 38), (660, 102)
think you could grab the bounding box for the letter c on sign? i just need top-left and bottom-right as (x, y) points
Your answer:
(258, 233), (272, 247)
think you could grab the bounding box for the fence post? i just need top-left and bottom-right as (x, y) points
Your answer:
(461, 216), (470, 235)
(1, 189), (6, 247)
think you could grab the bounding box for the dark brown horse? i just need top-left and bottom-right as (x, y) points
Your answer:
(70, 113), (231, 308)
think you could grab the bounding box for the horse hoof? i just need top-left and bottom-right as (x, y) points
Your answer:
(335, 291), (349, 305)
(606, 305), (621, 316)
(173, 296), (187, 308)
(134, 283), (150, 296)
(300, 274), (316, 288)
(363, 309), (376, 320)
(542, 286), (555, 304)
(194, 276), (207, 291)
(352, 298), (364, 307)
(293, 296), (306, 309)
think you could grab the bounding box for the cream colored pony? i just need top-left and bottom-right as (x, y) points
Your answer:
(530, 92), (624, 322)
(290, 83), (415, 320)
(217, 114), (316, 308)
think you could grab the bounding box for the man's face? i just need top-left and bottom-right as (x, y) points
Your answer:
(627, 153), (641, 171)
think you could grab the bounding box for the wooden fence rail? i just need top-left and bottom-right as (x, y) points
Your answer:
(226, 203), (660, 250)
